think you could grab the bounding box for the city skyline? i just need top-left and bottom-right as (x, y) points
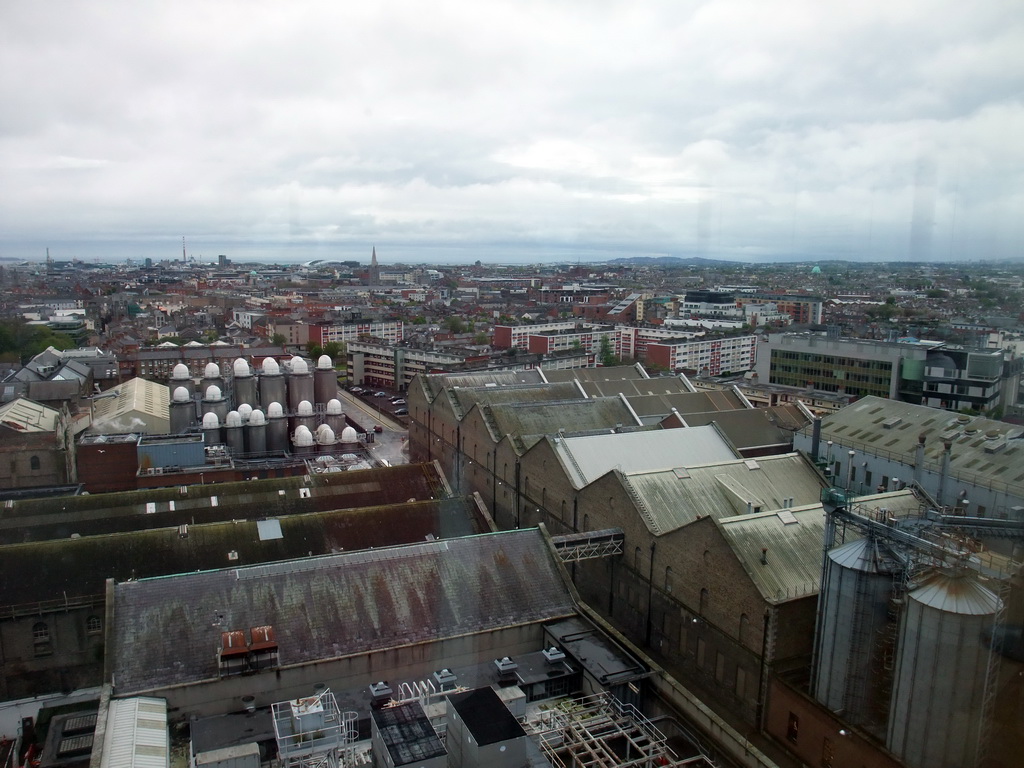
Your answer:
(2, 1), (1022, 264)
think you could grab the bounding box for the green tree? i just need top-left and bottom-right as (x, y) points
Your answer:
(271, 333), (287, 346)
(323, 341), (343, 359)
(599, 335), (620, 367)
(445, 316), (466, 334)
(306, 340), (324, 358)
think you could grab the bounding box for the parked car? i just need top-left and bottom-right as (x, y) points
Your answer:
(391, 399), (406, 405)
(350, 387), (363, 394)
(394, 407), (408, 415)
(373, 425), (384, 433)
(374, 391), (388, 397)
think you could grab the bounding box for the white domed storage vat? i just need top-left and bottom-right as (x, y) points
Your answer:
(168, 362), (194, 397)
(169, 386), (196, 434)
(266, 401), (289, 452)
(286, 356), (314, 413)
(325, 399), (345, 433)
(886, 568), (1001, 768)
(814, 536), (903, 729)
(232, 358), (258, 408)
(201, 384), (228, 425)
(200, 362), (223, 395)
(259, 358), (286, 412)
(224, 410), (245, 455)
(247, 409), (267, 454)
(314, 354), (336, 408)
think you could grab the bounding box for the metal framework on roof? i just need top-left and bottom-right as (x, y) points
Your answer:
(551, 529), (624, 562)
(524, 693), (713, 767)
(272, 689), (358, 768)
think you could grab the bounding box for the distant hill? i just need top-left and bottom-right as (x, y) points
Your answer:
(604, 255), (735, 266)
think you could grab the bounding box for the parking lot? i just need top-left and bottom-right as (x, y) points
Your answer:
(346, 386), (409, 420)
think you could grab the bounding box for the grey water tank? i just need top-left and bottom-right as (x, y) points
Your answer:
(168, 362), (194, 398)
(886, 568), (1001, 768)
(286, 356), (314, 412)
(814, 537), (903, 729)
(232, 358), (258, 408)
(169, 386), (196, 434)
(266, 401), (288, 452)
(224, 411), (245, 456)
(314, 355), (336, 408)
(325, 399), (345, 433)
(201, 411), (222, 446)
(247, 408), (267, 454)
(259, 358), (286, 411)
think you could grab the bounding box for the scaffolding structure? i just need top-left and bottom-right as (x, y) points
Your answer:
(523, 693), (713, 768)
(272, 689), (360, 768)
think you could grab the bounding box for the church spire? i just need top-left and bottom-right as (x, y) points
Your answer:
(371, 246), (377, 267)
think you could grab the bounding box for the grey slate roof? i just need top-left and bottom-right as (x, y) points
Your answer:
(110, 529), (576, 694)
(486, 398), (641, 444)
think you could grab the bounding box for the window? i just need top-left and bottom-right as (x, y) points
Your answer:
(86, 616), (102, 635)
(664, 566), (674, 593)
(699, 588), (709, 616)
(30, 455), (40, 471)
(787, 712), (800, 743)
(33, 622), (49, 642)
(33, 621), (52, 657)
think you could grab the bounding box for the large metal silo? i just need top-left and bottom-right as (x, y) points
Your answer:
(169, 386), (196, 435)
(886, 568), (1000, 768)
(224, 411), (245, 456)
(286, 356), (314, 413)
(232, 358), (258, 408)
(200, 362), (223, 397)
(247, 409), (267, 454)
(314, 355), (336, 408)
(814, 537), (903, 729)
(259, 358), (286, 412)
(266, 401), (288, 453)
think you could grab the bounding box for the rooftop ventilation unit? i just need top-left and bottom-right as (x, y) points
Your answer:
(882, 417), (903, 429)
(433, 668), (458, 690)
(542, 646), (566, 664)
(494, 656), (519, 684)
(369, 681), (393, 708)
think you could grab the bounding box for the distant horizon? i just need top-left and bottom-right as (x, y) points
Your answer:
(3, 239), (1023, 268)
(3, 2), (1022, 270)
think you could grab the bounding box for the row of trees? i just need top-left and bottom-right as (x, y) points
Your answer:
(0, 320), (76, 363)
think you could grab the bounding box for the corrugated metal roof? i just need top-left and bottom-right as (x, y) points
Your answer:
(624, 453), (826, 533)
(0, 397), (60, 433)
(554, 426), (737, 489)
(810, 395), (1024, 495)
(98, 697), (168, 768)
(91, 378), (170, 434)
(717, 505), (826, 604)
(908, 570), (1001, 615)
(488, 398), (639, 443)
(110, 529), (576, 694)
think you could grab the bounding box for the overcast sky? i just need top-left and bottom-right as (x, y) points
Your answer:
(2, 1), (1022, 264)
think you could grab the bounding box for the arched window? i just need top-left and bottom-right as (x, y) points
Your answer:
(33, 622), (49, 642)
(634, 547), (643, 569)
(86, 616), (102, 635)
(739, 613), (750, 644)
(583, 514), (589, 531)
(664, 566), (674, 593)
(699, 588), (709, 616)
(30, 455), (40, 471)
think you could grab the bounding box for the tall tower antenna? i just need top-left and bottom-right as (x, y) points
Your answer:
(182, 236), (186, 263)
(46, 247), (52, 267)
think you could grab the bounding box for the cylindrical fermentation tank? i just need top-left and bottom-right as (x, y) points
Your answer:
(232, 358), (258, 408)
(886, 568), (1001, 768)
(169, 363), (194, 398)
(266, 401), (288, 452)
(201, 385), (229, 426)
(259, 358), (286, 412)
(814, 536), (903, 728)
(314, 355), (336, 408)
(224, 410), (245, 455)
(325, 399), (345, 434)
(169, 386), (196, 435)
(287, 356), (314, 413)
(201, 411), (222, 446)
(247, 409), (267, 454)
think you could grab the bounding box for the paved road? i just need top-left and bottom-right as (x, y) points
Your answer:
(334, 389), (410, 465)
